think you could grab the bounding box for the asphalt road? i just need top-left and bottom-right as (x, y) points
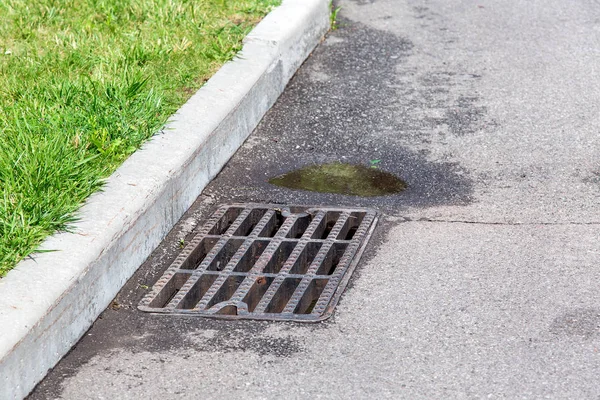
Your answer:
(30, 0), (600, 398)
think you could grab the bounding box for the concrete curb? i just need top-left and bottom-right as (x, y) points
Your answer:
(0, 1), (330, 398)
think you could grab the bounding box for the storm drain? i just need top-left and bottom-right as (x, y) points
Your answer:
(138, 204), (378, 321)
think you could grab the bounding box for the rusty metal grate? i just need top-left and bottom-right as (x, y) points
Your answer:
(138, 204), (378, 322)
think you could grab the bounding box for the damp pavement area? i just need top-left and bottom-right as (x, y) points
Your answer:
(30, 0), (600, 398)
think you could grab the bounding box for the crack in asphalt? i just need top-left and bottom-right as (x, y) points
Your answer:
(399, 217), (600, 226)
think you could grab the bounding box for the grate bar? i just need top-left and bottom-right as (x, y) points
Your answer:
(223, 208), (254, 236)
(197, 206), (230, 236)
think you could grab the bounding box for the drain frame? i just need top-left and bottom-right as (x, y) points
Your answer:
(138, 204), (378, 322)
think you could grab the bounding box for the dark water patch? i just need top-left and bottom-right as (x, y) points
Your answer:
(549, 308), (600, 338)
(444, 95), (489, 136)
(200, 21), (473, 211)
(269, 163), (406, 197)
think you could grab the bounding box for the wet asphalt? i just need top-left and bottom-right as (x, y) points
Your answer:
(29, 0), (600, 398)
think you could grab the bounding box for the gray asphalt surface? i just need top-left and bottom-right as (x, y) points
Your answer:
(29, 0), (600, 399)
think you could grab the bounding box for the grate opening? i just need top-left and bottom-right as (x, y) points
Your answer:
(233, 208), (268, 236)
(294, 279), (329, 314)
(139, 204), (378, 321)
(315, 243), (348, 275)
(263, 241), (297, 273)
(207, 239), (245, 271)
(208, 207), (244, 235)
(265, 278), (302, 313)
(180, 238), (220, 270)
(149, 273), (191, 308)
(233, 240), (269, 272)
(312, 211), (342, 239)
(285, 214), (312, 238)
(338, 212), (367, 240)
(206, 275), (246, 309)
(289, 242), (323, 274)
(216, 305), (240, 315)
(176, 274), (218, 309)
(258, 212), (286, 237)
(243, 276), (276, 312)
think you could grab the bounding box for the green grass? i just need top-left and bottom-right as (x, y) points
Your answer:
(0, 0), (280, 277)
(329, 2), (341, 30)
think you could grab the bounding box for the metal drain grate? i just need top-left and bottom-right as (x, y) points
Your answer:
(138, 204), (378, 321)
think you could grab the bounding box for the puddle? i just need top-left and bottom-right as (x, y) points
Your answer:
(268, 163), (406, 197)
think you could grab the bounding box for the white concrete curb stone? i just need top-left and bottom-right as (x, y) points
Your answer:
(0, 1), (330, 398)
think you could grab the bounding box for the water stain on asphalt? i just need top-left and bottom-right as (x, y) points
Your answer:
(269, 162), (406, 197)
(205, 21), (475, 211)
(549, 308), (600, 338)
